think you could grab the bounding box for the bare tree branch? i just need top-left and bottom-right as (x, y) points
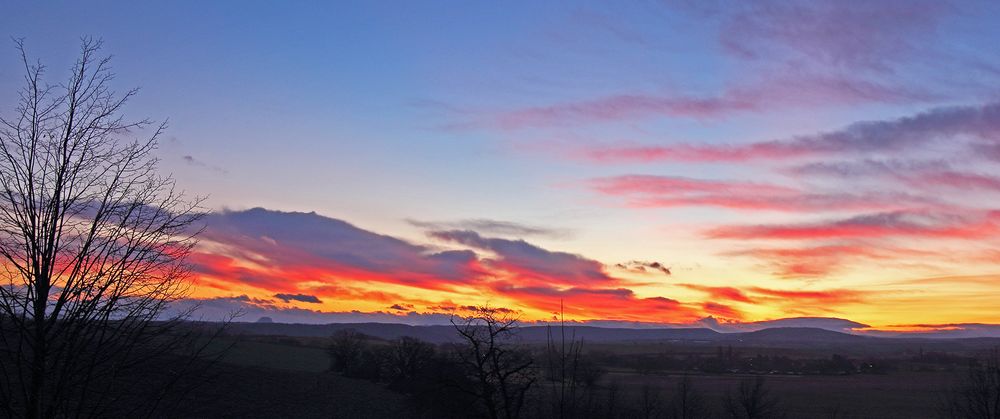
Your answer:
(0, 38), (208, 419)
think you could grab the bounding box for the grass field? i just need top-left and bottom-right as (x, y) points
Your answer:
(602, 370), (954, 418)
(216, 338), (331, 372)
(201, 334), (966, 418)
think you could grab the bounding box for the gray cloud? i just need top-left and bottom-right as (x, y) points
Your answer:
(614, 260), (672, 276)
(408, 218), (572, 239)
(429, 229), (613, 285)
(274, 293), (323, 304)
(182, 154), (228, 175)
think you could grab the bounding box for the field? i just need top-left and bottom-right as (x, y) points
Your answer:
(603, 370), (953, 418)
(188, 330), (974, 419)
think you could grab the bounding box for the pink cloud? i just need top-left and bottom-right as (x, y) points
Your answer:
(192, 209), (736, 323)
(726, 244), (939, 278)
(718, 0), (949, 71)
(749, 287), (865, 304)
(678, 284), (755, 304)
(589, 175), (938, 212)
(581, 102), (1000, 163)
(479, 74), (932, 130)
(707, 211), (1000, 241)
(590, 175), (795, 196)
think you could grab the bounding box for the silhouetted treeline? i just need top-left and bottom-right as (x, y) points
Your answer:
(324, 314), (1000, 419)
(593, 346), (891, 376)
(324, 308), (794, 419)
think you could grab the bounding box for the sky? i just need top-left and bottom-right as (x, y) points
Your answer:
(4, 1), (1000, 331)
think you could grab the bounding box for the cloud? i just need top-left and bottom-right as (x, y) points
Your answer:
(788, 159), (950, 178)
(724, 244), (939, 278)
(273, 293), (322, 304)
(182, 154), (228, 174)
(716, 0), (949, 71)
(582, 102), (1000, 163)
(172, 295), (874, 333)
(791, 160), (1000, 195)
(171, 295), (459, 326)
(678, 284), (755, 304)
(748, 287), (865, 304)
(428, 230), (615, 286)
(434, 0), (986, 132)
(614, 260), (671, 276)
(408, 218), (571, 239)
(573, 103), (1000, 280)
(188, 208), (732, 324)
(591, 175), (796, 196)
(183, 209), (906, 324)
(462, 74), (932, 130)
(589, 175), (937, 212)
(195, 208), (485, 292)
(491, 283), (704, 322)
(701, 302), (741, 319)
(707, 211), (1000, 241)
(680, 284), (864, 311)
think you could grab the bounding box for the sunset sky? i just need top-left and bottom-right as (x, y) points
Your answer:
(5, 1), (1000, 331)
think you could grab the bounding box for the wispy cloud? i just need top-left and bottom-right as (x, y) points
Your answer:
(707, 211), (1000, 241)
(725, 244), (938, 278)
(716, 0), (950, 71)
(582, 102), (1000, 163)
(589, 175), (938, 212)
(408, 218), (571, 239)
(182, 154), (228, 175)
(456, 75), (935, 130)
(679, 284), (755, 304)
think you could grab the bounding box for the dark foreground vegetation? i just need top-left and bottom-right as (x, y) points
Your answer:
(176, 308), (1000, 419)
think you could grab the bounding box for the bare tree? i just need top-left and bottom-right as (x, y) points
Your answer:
(328, 329), (369, 375)
(667, 375), (708, 419)
(941, 350), (1000, 419)
(0, 38), (204, 418)
(451, 306), (536, 419)
(544, 302), (602, 419)
(724, 376), (784, 419)
(636, 383), (663, 419)
(383, 336), (435, 387)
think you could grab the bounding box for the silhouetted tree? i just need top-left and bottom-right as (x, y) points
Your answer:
(667, 375), (708, 419)
(0, 38), (205, 418)
(635, 384), (663, 419)
(724, 376), (784, 419)
(384, 336), (435, 390)
(604, 381), (621, 419)
(942, 350), (1000, 419)
(328, 329), (370, 376)
(544, 304), (604, 419)
(451, 306), (537, 419)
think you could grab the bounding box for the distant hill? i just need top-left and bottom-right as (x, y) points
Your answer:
(732, 327), (871, 343)
(514, 326), (722, 342)
(224, 322), (876, 345)
(224, 322), (724, 343)
(226, 322), (461, 343)
(220, 321), (1000, 349)
(701, 316), (869, 333)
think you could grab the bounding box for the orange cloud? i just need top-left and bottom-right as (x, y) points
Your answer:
(678, 284), (755, 303)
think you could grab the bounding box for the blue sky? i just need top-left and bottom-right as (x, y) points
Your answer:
(5, 1), (1000, 328)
